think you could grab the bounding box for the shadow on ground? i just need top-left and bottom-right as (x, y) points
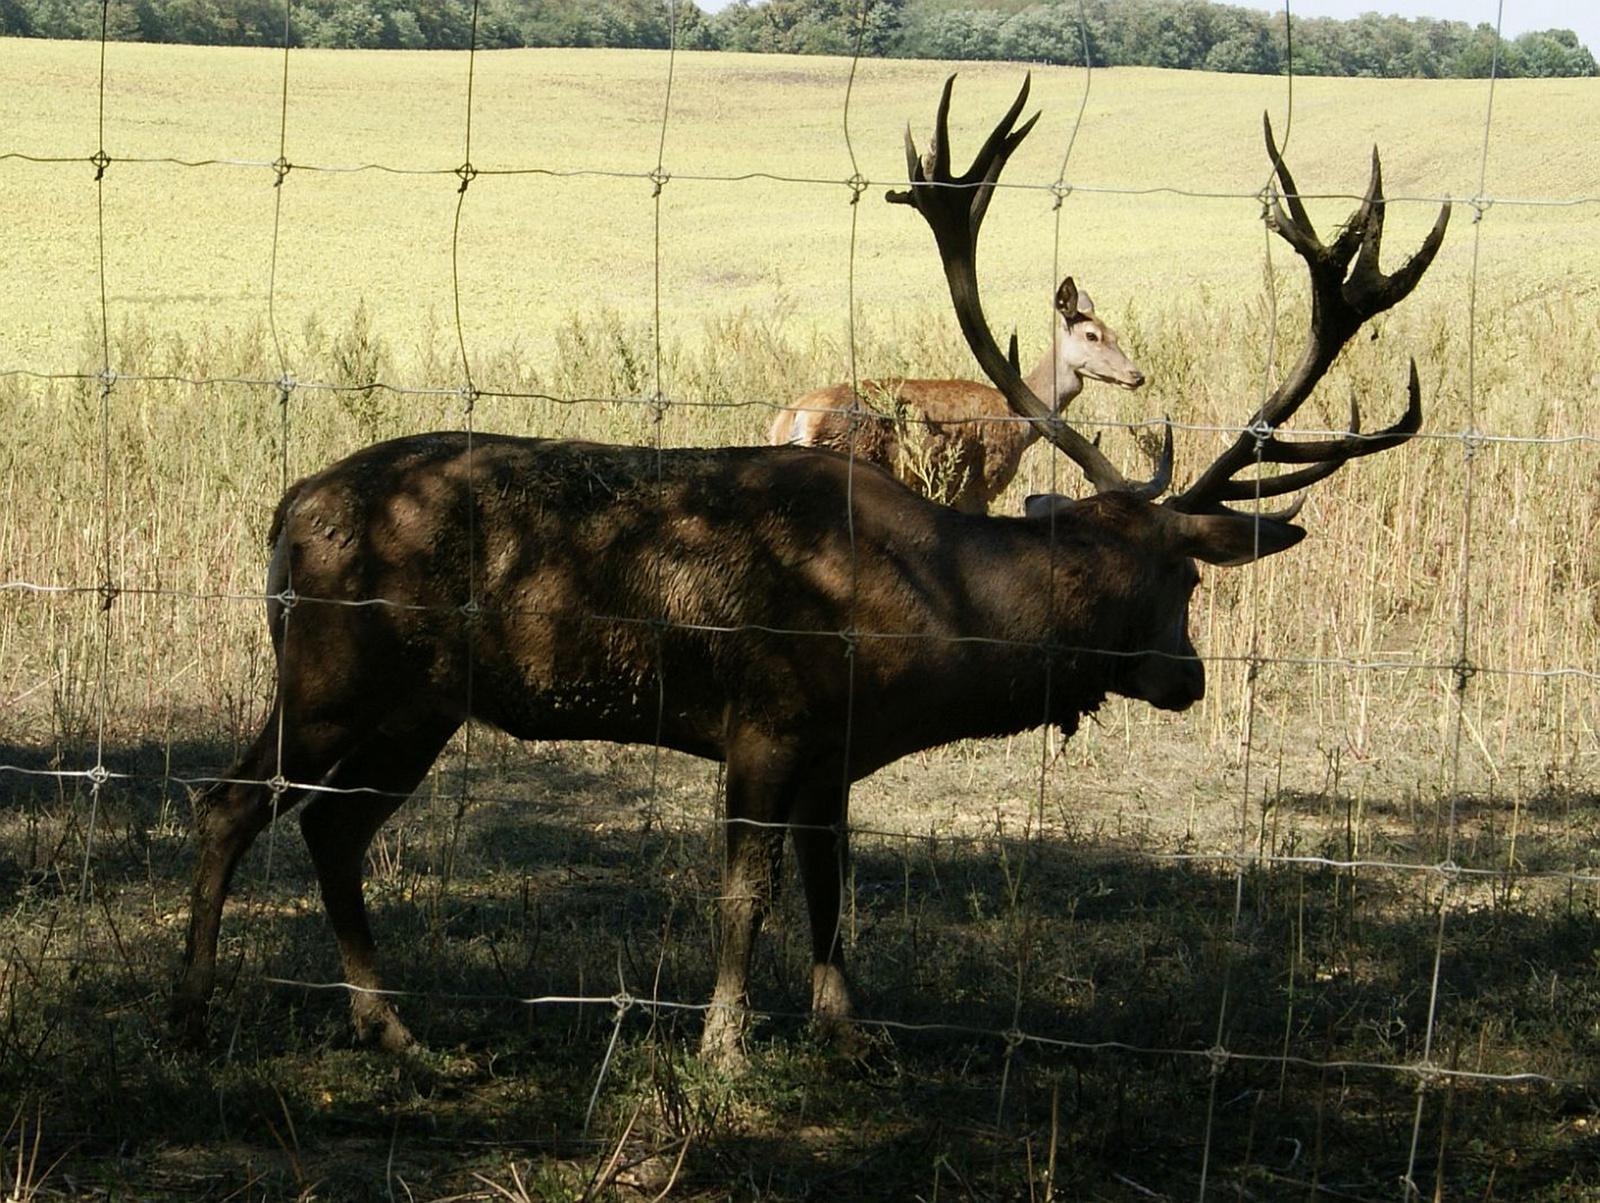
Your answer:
(1, 734), (1596, 1199)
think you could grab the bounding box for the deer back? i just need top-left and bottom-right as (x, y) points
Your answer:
(266, 433), (1198, 775)
(771, 379), (1039, 513)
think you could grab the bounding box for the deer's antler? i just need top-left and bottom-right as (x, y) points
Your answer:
(887, 74), (1172, 498)
(1167, 114), (1451, 516)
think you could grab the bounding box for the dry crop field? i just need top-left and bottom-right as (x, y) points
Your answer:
(1, 35), (1598, 1200)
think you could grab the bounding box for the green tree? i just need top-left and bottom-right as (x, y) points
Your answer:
(303, 0), (384, 48)
(997, 6), (1082, 65)
(3, 0), (1591, 76)
(1516, 28), (1598, 77)
(0, 0), (34, 34)
(1450, 23), (1518, 77)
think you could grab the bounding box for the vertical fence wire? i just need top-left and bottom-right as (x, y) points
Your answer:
(254, 0), (299, 1034)
(446, 0), (481, 972)
(1402, 3), (1505, 1195)
(642, 0), (680, 852)
(1195, 4), (1298, 1190)
(995, 0), (1100, 1138)
(836, 0), (871, 1030)
(78, 0), (116, 912)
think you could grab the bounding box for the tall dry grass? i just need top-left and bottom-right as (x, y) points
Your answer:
(2, 282), (1594, 809)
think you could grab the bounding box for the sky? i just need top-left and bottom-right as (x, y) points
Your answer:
(1228, 2), (1598, 54)
(692, 3), (1598, 57)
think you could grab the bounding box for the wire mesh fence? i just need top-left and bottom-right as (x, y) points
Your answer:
(1, 2), (1597, 1198)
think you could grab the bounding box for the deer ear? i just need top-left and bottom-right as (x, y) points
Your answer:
(1166, 511), (1306, 566)
(1023, 493), (1076, 521)
(1055, 277), (1079, 318)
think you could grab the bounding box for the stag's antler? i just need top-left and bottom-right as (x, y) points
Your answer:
(1167, 114), (1451, 516)
(887, 74), (1172, 498)
(892, 80), (1451, 513)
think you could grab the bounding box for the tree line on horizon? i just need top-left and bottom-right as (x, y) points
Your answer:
(3, 0), (1594, 78)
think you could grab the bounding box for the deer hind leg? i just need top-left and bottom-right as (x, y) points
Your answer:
(170, 713), (357, 1048)
(702, 742), (853, 1067)
(790, 783), (855, 1046)
(296, 715), (459, 1052)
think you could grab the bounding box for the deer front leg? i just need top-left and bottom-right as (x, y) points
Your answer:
(701, 806), (786, 1069)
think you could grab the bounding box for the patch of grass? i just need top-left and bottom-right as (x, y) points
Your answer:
(1, 746), (1597, 1198)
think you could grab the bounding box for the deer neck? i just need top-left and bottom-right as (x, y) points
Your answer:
(1020, 345), (1085, 425)
(930, 515), (1123, 735)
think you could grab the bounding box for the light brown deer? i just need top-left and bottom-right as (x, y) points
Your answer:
(769, 275), (1144, 512)
(171, 75), (1447, 1066)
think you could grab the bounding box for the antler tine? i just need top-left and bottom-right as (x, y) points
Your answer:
(1328, 144), (1382, 273)
(967, 75), (1038, 235)
(1373, 183), (1452, 308)
(1170, 117), (1449, 516)
(889, 74), (1170, 499)
(1262, 114), (1321, 262)
(891, 75), (1040, 268)
(1206, 364), (1422, 507)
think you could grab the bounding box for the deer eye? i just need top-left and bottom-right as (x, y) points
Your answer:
(1085, 330), (1099, 341)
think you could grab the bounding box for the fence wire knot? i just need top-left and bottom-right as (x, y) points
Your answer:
(1412, 1060), (1442, 1091)
(611, 991), (636, 1015)
(86, 763), (111, 788)
(271, 157), (291, 187)
(838, 628), (860, 658)
(1434, 859), (1460, 883)
(90, 148), (110, 180)
(649, 167), (670, 198)
(845, 173), (868, 205)
(455, 161), (477, 193)
(1205, 1044), (1231, 1075)
(267, 774), (290, 798)
(276, 375), (296, 406)
(1452, 657), (1477, 694)
(273, 587), (298, 612)
(459, 384), (479, 414)
(98, 579), (119, 612)
(1050, 180), (1072, 210)
(1247, 418), (1274, 448)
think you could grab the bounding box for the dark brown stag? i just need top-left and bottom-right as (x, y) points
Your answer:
(171, 77), (1447, 1065)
